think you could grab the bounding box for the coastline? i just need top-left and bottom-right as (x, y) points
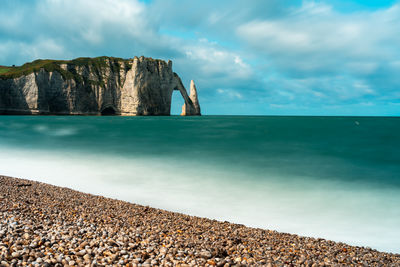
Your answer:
(1, 175), (399, 266)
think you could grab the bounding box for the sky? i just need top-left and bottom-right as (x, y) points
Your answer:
(0, 0), (399, 115)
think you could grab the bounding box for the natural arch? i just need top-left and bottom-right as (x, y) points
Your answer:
(101, 106), (116, 116)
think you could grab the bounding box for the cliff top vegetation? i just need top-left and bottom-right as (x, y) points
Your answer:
(0, 56), (134, 80)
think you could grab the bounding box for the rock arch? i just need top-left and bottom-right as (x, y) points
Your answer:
(171, 74), (201, 116)
(118, 57), (201, 116)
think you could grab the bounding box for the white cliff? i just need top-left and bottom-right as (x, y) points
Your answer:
(0, 56), (201, 116)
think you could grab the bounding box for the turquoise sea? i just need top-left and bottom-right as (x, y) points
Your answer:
(0, 116), (399, 253)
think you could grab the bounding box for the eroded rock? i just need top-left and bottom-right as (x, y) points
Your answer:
(0, 56), (200, 116)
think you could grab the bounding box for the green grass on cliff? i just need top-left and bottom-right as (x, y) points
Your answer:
(0, 66), (12, 75)
(0, 57), (133, 82)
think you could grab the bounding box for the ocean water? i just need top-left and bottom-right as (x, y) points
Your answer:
(0, 115), (399, 253)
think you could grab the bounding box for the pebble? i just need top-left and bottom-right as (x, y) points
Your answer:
(11, 252), (20, 259)
(200, 250), (212, 259)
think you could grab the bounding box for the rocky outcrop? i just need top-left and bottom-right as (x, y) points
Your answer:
(181, 80), (201, 116)
(0, 56), (201, 116)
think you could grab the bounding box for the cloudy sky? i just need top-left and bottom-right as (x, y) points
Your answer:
(1, 0), (399, 115)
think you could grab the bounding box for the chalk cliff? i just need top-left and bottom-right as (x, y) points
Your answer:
(0, 56), (201, 116)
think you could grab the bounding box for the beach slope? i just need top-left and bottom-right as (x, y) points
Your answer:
(0, 176), (399, 266)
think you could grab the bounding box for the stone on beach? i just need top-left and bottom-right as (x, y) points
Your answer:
(0, 175), (399, 266)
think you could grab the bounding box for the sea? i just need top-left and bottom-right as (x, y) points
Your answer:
(0, 115), (399, 253)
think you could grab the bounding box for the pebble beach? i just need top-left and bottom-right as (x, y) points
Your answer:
(0, 175), (399, 266)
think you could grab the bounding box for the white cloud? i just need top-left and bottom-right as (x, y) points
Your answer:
(237, 3), (400, 68)
(0, 39), (67, 64)
(182, 39), (253, 81)
(39, 0), (152, 44)
(0, 0), (181, 65)
(235, 2), (400, 106)
(217, 88), (243, 100)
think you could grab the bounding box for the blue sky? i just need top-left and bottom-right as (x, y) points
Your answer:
(1, 0), (400, 115)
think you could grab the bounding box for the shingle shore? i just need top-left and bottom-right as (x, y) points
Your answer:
(0, 176), (399, 266)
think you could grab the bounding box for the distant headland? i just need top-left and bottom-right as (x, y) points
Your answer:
(0, 56), (200, 116)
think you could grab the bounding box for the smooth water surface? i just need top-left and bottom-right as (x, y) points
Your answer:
(0, 116), (399, 253)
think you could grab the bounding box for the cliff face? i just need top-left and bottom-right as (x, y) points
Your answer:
(0, 56), (201, 116)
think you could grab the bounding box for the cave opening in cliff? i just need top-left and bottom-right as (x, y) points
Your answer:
(101, 107), (116, 116)
(171, 90), (184, 115)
